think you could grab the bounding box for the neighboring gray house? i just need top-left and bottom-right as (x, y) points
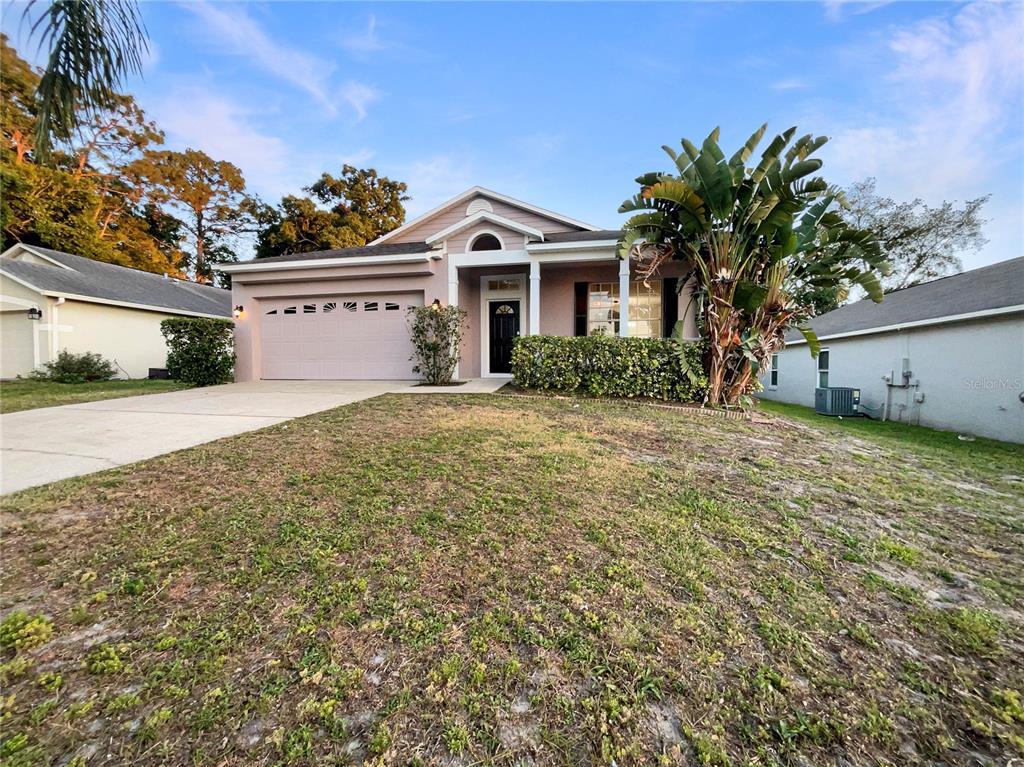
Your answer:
(759, 257), (1024, 443)
(1, 244), (231, 379)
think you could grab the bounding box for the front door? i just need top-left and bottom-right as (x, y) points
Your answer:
(488, 300), (520, 374)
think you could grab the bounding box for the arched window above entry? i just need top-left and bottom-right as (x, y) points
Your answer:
(469, 233), (503, 251)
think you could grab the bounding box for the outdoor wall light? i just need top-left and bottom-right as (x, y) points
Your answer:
(26, 307), (42, 320)
(233, 305), (244, 318)
(430, 298), (442, 311)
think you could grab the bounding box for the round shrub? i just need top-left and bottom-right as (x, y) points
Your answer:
(160, 318), (235, 386)
(30, 350), (116, 383)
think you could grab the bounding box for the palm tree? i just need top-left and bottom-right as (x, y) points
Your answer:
(25, 0), (148, 160)
(619, 125), (889, 407)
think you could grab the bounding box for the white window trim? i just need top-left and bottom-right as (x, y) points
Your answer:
(465, 229), (507, 253)
(479, 273), (526, 378)
(585, 278), (663, 339)
(769, 353), (779, 390)
(816, 347), (830, 389)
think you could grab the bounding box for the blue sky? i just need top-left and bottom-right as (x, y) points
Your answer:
(3, 1), (1022, 268)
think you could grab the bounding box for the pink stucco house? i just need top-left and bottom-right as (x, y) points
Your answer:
(220, 187), (698, 381)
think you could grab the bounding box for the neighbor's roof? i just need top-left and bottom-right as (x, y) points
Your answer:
(788, 256), (1024, 343)
(1, 245), (231, 317)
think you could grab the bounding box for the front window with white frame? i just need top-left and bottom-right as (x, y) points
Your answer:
(587, 280), (662, 337)
(769, 353), (779, 388)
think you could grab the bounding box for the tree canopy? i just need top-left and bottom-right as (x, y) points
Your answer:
(842, 178), (988, 292)
(129, 148), (258, 282)
(256, 165), (409, 259)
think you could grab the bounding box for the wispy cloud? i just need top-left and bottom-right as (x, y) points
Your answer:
(393, 155), (476, 217)
(337, 148), (376, 168)
(340, 14), (389, 54)
(149, 86), (299, 201)
(180, 1), (336, 113)
(828, 1), (1023, 200)
(771, 78), (809, 91)
(823, 0), (895, 23)
(339, 81), (381, 122)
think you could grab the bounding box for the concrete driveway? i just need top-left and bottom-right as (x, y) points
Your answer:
(0, 381), (418, 495)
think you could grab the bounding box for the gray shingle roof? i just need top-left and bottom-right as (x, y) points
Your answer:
(788, 257), (1024, 342)
(234, 241), (433, 265)
(1, 246), (231, 317)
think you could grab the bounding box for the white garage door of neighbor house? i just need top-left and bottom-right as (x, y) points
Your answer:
(260, 294), (422, 380)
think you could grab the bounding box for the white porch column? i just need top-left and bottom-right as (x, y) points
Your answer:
(447, 257), (459, 310)
(529, 260), (541, 335)
(618, 256), (630, 337)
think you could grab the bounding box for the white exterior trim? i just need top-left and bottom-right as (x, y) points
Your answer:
(370, 186), (600, 245)
(0, 293), (41, 310)
(529, 261), (541, 337)
(787, 304), (1024, 345)
(479, 274), (526, 378)
(618, 257), (630, 338)
(1, 243), (73, 269)
(218, 253), (438, 274)
(426, 211), (544, 246)
(0, 268), (46, 295)
(526, 239), (619, 252)
(464, 229), (507, 253)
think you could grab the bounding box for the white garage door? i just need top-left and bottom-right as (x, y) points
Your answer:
(261, 294), (422, 380)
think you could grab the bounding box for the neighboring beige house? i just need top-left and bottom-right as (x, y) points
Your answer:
(1, 244), (231, 379)
(221, 187), (699, 381)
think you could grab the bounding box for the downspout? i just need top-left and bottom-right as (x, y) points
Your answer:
(50, 296), (65, 358)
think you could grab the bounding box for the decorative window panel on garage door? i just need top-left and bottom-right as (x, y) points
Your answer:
(260, 294), (422, 380)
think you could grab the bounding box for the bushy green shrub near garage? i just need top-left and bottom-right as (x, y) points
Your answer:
(160, 318), (235, 386)
(30, 350), (116, 383)
(511, 335), (707, 402)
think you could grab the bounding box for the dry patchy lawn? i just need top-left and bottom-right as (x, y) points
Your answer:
(1, 395), (1022, 766)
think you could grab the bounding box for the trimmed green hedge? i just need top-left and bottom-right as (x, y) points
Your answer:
(160, 318), (235, 386)
(511, 335), (707, 402)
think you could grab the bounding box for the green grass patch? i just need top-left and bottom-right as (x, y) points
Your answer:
(0, 378), (190, 413)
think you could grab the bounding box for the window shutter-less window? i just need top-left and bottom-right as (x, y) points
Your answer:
(662, 277), (678, 337)
(574, 282), (587, 336)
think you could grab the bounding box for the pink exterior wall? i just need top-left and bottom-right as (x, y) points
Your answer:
(538, 261), (699, 338)
(388, 195), (583, 244)
(231, 260), (446, 381)
(228, 191), (698, 381)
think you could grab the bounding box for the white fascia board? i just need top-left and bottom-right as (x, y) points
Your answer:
(217, 253), (436, 274)
(787, 304), (1024, 345)
(449, 250), (531, 269)
(533, 252), (617, 265)
(370, 185), (601, 245)
(1, 243), (72, 269)
(425, 211), (544, 245)
(33, 289), (229, 319)
(0, 267), (45, 295)
(526, 239), (619, 252)
(14, 244), (74, 269)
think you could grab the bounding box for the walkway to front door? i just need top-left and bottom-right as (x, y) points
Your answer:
(488, 299), (520, 374)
